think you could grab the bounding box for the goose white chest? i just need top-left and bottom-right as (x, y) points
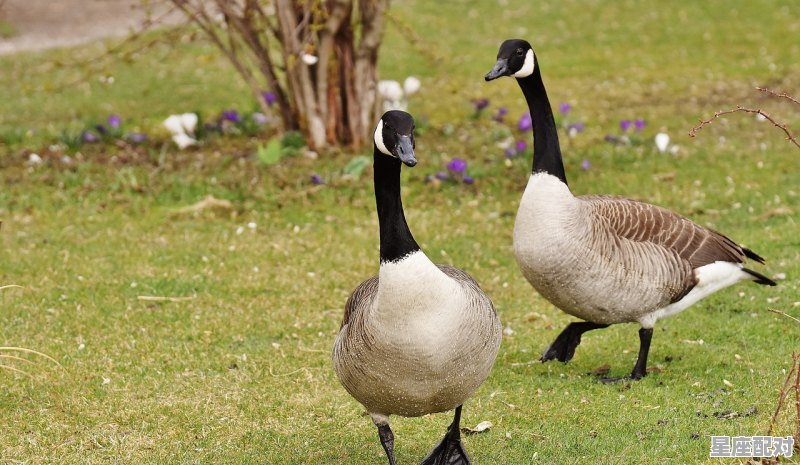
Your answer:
(336, 251), (501, 417)
(513, 173), (624, 323)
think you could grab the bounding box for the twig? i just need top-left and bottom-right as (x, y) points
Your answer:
(137, 295), (196, 302)
(768, 353), (799, 436)
(689, 106), (800, 150)
(768, 307), (800, 325)
(795, 355), (800, 450)
(758, 87), (800, 106)
(0, 285), (23, 291)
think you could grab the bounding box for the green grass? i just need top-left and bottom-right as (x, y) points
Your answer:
(1, 0), (800, 463)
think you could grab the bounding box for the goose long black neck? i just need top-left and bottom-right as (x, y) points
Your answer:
(517, 66), (567, 185)
(373, 148), (420, 263)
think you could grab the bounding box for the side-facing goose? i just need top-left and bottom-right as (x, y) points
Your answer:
(333, 110), (502, 464)
(484, 39), (776, 381)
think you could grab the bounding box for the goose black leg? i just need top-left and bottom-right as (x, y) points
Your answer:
(630, 327), (653, 380)
(421, 405), (470, 465)
(599, 327), (654, 383)
(376, 423), (397, 465)
(540, 322), (609, 363)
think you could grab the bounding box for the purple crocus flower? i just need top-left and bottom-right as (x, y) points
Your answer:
(262, 91), (277, 107)
(581, 159), (591, 170)
(222, 110), (242, 123)
(518, 113), (532, 132)
(515, 139), (527, 153)
(95, 124), (108, 135)
(310, 174), (324, 185)
(473, 98), (490, 112)
(504, 147), (517, 158)
(493, 106), (509, 122)
(126, 132), (147, 144)
(81, 130), (98, 143)
(620, 120), (632, 133)
(446, 158), (467, 174)
(634, 119), (646, 132)
(108, 115), (121, 130)
(435, 171), (449, 181)
(558, 102), (571, 116)
(463, 175), (475, 185)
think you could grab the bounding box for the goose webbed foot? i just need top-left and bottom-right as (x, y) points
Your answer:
(421, 405), (470, 465)
(596, 327), (654, 383)
(376, 422), (397, 465)
(540, 322), (609, 363)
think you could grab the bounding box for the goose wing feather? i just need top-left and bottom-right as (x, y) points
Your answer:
(585, 195), (748, 268)
(340, 275), (379, 330)
(584, 195), (752, 303)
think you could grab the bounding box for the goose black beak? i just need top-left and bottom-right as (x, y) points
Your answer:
(395, 136), (416, 167)
(485, 59), (508, 81)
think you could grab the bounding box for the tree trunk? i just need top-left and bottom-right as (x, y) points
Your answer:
(169, 0), (389, 152)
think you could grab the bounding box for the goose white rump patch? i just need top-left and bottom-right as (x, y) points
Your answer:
(639, 261), (753, 328)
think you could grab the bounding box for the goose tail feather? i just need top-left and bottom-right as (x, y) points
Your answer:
(742, 267), (777, 286)
(742, 247), (766, 264)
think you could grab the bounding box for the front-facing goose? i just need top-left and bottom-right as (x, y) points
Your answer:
(485, 39), (776, 381)
(333, 110), (502, 464)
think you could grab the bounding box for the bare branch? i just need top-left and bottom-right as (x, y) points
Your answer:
(689, 87), (800, 151)
(689, 106), (800, 150)
(758, 87), (800, 106)
(795, 357), (800, 451)
(768, 354), (798, 436)
(769, 307), (800, 325)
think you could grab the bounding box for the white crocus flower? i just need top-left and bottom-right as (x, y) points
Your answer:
(164, 113), (199, 149)
(172, 133), (197, 150)
(655, 132), (670, 153)
(403, 76), (421, 95)
(163, 115), (185, 135)
(378, 80), (404, 101)
(27, 153), (43, 165)
(180, 113), (198, 134)
(301, 52), (319, 65)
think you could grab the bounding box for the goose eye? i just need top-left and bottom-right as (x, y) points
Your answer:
(516, 48), (524, 56)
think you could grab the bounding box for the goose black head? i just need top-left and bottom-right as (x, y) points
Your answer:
(485, 39), (535, 81)
(374, 110), (417, 167)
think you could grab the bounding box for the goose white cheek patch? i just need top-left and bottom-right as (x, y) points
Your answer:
(513, 49), (535, 78)
(374, 120), (392, 155)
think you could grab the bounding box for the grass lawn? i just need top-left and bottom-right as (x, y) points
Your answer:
(1, 0), (799, 463)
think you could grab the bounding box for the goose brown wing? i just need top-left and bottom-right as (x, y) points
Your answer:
(585, 195), (748, 268)
(341, 276), (379, 330)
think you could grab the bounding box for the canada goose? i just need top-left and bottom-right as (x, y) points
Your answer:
(485, 39), (776, 381)
(333, 110), (503, 464)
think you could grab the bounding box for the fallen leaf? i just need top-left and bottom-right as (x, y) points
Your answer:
(591, 364), (611, 376)
(461, 420), (492, 435)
